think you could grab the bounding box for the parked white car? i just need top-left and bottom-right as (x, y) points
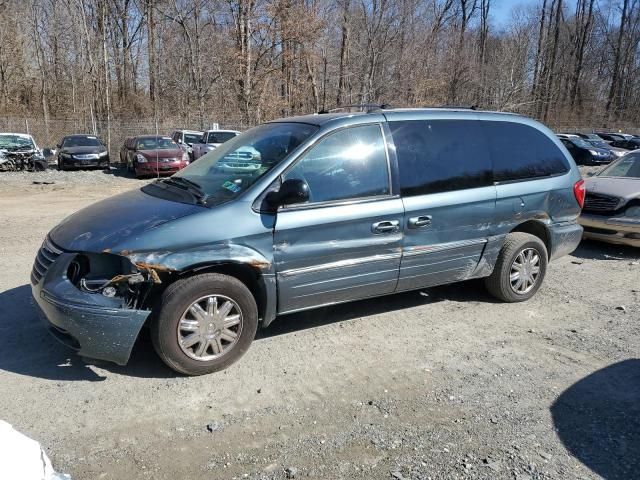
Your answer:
(170, 129), (203, 160)
(191, 130), (240, 160)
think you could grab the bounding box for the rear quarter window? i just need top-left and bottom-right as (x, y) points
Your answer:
(483, 121), (570, 183)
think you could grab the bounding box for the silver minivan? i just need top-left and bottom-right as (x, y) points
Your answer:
(32, 108), (585, 375)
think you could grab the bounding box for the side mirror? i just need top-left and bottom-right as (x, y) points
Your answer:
(56, 144), (61, 148)
(266, 178), (310, 208)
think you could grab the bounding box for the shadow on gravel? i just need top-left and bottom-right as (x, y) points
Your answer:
(552, 359), (640, 480)
(258, 280), (496, 339)
(0, 284), (174, 381)
(103, 165), (136, 179)
(572, 240), (640, 261)
(1, 279), (493, 378)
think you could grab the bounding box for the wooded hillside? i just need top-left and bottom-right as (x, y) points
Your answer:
(1, 0), (639, 143)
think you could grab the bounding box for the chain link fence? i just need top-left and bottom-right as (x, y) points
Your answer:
(2, 115), (638, 164)
(0, 116), (252, 164)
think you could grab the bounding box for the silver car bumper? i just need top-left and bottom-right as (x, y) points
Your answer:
(579, 213), (640, 247)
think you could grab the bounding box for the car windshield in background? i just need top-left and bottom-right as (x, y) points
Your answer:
(571, 138), (593, 149)
(168, 123), (318, 204)
(588, 140), (610, 149)
(137, 137), (178, 150)
(0, 134), (35, 150)
(598, 154), (640, 178)
(184, 133), (201, 144)
(62, 136), (102, 148)
(207, 132), (237, 144)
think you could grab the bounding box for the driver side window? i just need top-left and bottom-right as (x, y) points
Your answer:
(283, 124), (389, 204)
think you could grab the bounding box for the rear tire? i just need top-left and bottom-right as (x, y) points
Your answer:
(485, 232), (548, 303)
(151, 273), (258, 375)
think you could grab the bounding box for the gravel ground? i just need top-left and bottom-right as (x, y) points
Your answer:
(0, 167), (638, 480)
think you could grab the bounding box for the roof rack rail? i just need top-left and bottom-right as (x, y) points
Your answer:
(430, 104), (479, 110)
(324, 103), (391, 114)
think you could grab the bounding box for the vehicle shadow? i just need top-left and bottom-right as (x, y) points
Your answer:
(257, 280), (497, 339)
(0, 284), (175, 381)
(0, 280), (494, 380)
(103, 165), (136, 179)
(551, 359), (640, 480)
(572, 240), (640, 261)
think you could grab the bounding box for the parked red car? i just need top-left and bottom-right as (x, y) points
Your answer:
(120, 135), (189, 178)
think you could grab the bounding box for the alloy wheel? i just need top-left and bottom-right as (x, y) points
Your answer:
(509, 247), (541, 295)
(177, 294), (243, 361)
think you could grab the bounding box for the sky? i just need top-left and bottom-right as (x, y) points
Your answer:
(492, 0), (539, 27)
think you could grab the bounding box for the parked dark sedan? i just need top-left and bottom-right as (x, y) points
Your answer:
(611, 138), (640, 151)
(558, 135), (614, 165)
(564, 133), (628, 158)
(120, 135), (189, 178)
(594, 132), (627, 143)
(57, 134), (109, 170)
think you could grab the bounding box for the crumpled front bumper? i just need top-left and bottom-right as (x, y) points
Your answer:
(579, 213), (640, 248)
(31, 252), (151, 365)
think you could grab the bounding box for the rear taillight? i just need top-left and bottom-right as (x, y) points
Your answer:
(573, 179), (586, 209)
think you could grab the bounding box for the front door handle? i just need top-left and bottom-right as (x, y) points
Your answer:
(372, 220), (400, 234)
(408, 215), (432, 228)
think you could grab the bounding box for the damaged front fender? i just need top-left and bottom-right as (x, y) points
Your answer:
(124, 243), (278, 326)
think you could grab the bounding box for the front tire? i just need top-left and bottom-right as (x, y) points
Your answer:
(151, 273), (258, 375)
(485, 232), (548, 303)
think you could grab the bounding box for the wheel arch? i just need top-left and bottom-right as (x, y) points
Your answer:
(176, 261), (276, 327)
(510, 220), (551, 257)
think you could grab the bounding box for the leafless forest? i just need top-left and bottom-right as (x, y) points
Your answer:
(0, 0), (639, 151)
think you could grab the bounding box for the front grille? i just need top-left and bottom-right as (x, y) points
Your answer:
(31, 237), (63, 285)
(583, 192), (623, 213)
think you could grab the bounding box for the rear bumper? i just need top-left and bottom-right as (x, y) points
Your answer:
(579, 214), (640, 247)
(548, 221), (584, 260)
(32, 253), (150, 365)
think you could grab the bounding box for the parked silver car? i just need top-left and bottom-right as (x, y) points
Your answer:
(580, 152), (640, 247)
(191, 129), (240, 160)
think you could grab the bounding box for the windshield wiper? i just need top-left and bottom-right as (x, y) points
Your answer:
(160, 177), (209, 205)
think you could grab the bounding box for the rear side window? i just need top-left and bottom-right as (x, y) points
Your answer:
(389, 120), (493, 196)
(483, 121), (569, 183)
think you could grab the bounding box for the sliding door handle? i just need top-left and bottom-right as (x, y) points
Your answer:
(408, 215), (432, 228)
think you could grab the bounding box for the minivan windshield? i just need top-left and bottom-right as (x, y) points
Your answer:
(598, 154), (640, 178)
(168, 122), (318, 204)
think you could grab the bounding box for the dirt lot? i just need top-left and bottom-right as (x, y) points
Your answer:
(1, 168), (638, 480)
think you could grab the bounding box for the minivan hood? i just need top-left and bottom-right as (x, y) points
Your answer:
(585, 176), (640, 200)
(49, 188), (203, 252)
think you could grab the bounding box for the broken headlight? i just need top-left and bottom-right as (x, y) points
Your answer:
(67, 252), (153, 308)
